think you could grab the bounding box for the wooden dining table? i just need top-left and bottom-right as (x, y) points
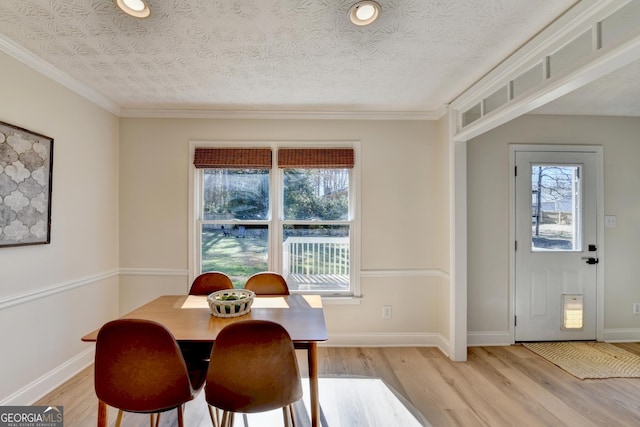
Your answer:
(82, 294), (328, 427)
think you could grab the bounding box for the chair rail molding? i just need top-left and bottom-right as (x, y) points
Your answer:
(119, 268), (189, 276)
(361, 268), (449, 280)
(0, 270), (119, 311)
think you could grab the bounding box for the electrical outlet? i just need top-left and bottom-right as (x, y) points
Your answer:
(634, 303), (640, 315)
(382, 305), (392, 319)
(605, 215), (617, 228)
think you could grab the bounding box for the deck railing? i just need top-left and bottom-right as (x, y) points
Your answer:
(282, 236), (350, 278)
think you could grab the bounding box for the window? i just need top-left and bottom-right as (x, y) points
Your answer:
(192, 145), (358, 295)
(279, 148), (353, 293)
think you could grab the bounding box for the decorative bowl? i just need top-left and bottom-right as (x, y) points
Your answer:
(207, 289), (255, 318)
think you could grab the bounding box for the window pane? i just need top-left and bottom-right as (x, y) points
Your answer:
(549, 30), (592, 77)
(484, 85), (509, 114)
(462, 103), (482, 127)
(282, 225), (349, 292)
(512, 63), (544, 98)
(203, 169), (269, 220)
(201, 224), (268, 287)
(283, 169), (349, 220)
(531, 164), (581, 251)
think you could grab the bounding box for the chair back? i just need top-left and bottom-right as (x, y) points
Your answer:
(244, 272), (289, 295)
(95, 319), (198, 413)
(190, 272), (234, 295)
(205, 320), (302, 413)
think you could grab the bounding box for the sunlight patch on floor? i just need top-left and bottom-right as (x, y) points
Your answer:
(194, 377), (429, 427)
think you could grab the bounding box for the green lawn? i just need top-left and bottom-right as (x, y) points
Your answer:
(201, 229), (350, 288)
(201, 231), (268, 287)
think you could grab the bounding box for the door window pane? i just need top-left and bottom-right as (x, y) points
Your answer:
(531, 164), (581, 251)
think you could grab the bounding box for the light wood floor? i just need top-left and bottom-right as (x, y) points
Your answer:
(36, 344), (640, 426)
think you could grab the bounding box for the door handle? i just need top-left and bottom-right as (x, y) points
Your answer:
(581, 257), (599, 265)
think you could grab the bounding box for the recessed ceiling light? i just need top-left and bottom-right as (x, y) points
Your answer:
(349, 1), (381, 26)
(116, 0), (150, 18)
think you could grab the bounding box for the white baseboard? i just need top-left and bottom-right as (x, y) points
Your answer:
(325, 332), (449, 355)
(468, 329), (640, 345)
(0, 347), (95, 406)
(603, 328), (640, 342)
(467, 331), (513, 347)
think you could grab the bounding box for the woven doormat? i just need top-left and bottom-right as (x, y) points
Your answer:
(523, 342), (640, 379)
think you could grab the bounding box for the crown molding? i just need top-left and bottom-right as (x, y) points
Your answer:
(0, 35), (121, 116)
(0, 33), (447, 121)
(0, 32), (448, 121)
(118, 106), (445, 121)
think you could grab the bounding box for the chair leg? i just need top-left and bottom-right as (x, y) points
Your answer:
(289, 404), (296, 427)
(177, 405), (184, 427)
(114, 410), (123, 427)
(282, 407), (291, 427)
(221, 411), (230, 427)
(207, 405), (215, 426)
(97, 400), (109, 427)
(221, 411), (235, 427)
(207, 405), (221, 427)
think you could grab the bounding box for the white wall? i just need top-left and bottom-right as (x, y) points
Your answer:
(0, 51), (119, 404)
(467, 114), (640, 344)
(118, 118), (451, 348)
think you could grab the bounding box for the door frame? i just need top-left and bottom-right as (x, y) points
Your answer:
(509, 144), (605, 343)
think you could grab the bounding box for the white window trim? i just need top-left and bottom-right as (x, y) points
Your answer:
(188, 139), (361, 297)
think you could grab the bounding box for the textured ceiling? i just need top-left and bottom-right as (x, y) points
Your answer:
(0, 0), (584, 116)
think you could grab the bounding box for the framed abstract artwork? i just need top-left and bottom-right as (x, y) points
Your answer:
(0, 121), (54, 247)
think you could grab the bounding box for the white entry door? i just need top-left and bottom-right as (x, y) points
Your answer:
(514, 149), (599, 342)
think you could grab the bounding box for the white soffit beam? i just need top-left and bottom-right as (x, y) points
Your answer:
(456, 28), (640, 141)
(449, 0), (636, 140)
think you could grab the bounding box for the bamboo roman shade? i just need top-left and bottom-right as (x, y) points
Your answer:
(277, 148), (354, 169)
(193, 148), (272, 168)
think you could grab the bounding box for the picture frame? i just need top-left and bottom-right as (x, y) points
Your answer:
(0, 120), (54, 247)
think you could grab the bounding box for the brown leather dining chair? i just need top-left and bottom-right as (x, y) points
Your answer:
(182, 271), (235, 364)
(94, 319), (206, 427)
(189, 271), (234, 295)
(205, 320), (303, 427)
(244, 271), (290, 295)
(245, 272), (308, 355)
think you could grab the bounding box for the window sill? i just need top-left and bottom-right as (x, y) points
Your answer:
(320, 296), (362, 305)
